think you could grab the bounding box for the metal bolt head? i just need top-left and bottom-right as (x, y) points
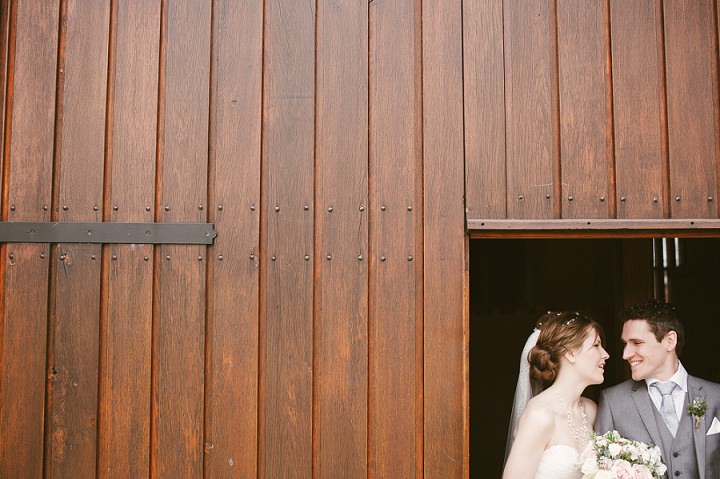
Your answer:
(518, 195), (524, 200)
(274, 205), (280, 212)
(113, 205), (119, 211)
(620, 196), (626, 202)
(304, 255), (310, 261)
(708, 196), (714, 202)
(327, 206), (333, 212)
(359, 205), (365, 212)
(381, 205), (386, 211)
(380, 255), (386, 262)
(675, 196), (681, 202)
(568, 195), (574, 201)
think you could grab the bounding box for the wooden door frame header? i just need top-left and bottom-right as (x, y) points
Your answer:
(467, 219), (720, 239)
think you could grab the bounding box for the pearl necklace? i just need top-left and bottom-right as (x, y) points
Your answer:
(556, 393), (589, 452)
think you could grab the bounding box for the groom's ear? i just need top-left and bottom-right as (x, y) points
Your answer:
(663, 331), (678, 351)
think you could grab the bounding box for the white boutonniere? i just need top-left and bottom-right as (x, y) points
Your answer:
(688, 397), (707, 429)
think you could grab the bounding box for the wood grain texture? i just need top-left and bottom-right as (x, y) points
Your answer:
(205, 0), (262, 476)
(0, 2), (58, 477)
(610, 0), (665, 219)
(503, 0), (558, 219)
(152, 1), (210, 477)
(663, 0), (719, 218)
(422, 0), (467, 477)
(369, 0), (422, 476)
(557, 0), (613, 218)
(463, 0), (506, 219)
(97, 1), (159, 477)
(315, 1), (369, 477)
(48, 2), (109, 475)
(260, 0), (315, 476)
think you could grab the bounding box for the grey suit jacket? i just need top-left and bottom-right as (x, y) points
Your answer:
(596, 375), (720, 479)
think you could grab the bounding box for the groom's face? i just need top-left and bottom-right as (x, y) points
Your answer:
(621, 319), (676, 382)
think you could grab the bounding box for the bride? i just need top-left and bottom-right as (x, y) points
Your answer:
(503, 311), (609, 479)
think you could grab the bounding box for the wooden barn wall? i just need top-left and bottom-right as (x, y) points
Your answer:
(0, 1), (465, 478)
(465, 0), (720, 222)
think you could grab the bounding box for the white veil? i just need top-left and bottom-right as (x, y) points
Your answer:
(504, 327), (541, 462)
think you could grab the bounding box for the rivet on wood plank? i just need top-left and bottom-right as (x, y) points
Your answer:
(146, 206), (151, 211)
(112, 255), (117, 261)
(91, 254), (96, 260)
(381, 205), (386, 211)
(600, 196), (605, 202)
(675, 196), (681, 202)
(708, 196), (714, 202)
(165, 255), (171, 261)
(620, 196), (626, 202)
(144, 256), (149, 261)
(164, 205), (170, 211)
(218, 255), (224, 261)
(113, 205), (119, 211)
(518, 195), (524, 200)
(328, 206), (333, 212)
(358, 255), (363, 261)
(93, 205), (99, 211)
(10, 205), (15, 211)
(304, 204), (309, 211)
(8, 253), (14, 260)
(271, 255), (276, 261)
(380, 255), (386, 262)
(40, 253), (45, 259)
(545, 194), (550, 200)
(251, 204), (257, 211)
(568, 195), (574, 201)
(407, 205), (413, 211)
(198, 256), (203, 261)
(274, 205), (280, 212)
(198, 204), (204, 210)
(304, 255), (310, 261)
(43, 204), (48, 211)
(250, 254), (255, 260)
(63, 205), (69, 211)
(326, 254), (332, 260)
(653, 196), (658, 203)
(359, 205), (365, 211)
(407, 255), (413, 261)
(218, 205), (223, 211)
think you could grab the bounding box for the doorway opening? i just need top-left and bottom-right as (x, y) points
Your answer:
(469, 237), (720, 477)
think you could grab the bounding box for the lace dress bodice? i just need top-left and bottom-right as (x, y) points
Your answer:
(535, 444), (582, 479)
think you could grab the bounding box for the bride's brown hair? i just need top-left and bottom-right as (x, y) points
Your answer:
(528, 311), (603, 390)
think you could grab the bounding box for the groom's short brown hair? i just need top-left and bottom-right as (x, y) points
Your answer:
(620, 299), (685, 356)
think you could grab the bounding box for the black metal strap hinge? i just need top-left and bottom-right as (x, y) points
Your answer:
(0, 222), (217, 245)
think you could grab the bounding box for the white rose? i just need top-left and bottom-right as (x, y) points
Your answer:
(608, 442), (622, 457)
(581, 456), (599, 474)
(595, 470), (615, 479)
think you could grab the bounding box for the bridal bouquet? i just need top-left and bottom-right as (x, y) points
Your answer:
(580, 430), (667, 479)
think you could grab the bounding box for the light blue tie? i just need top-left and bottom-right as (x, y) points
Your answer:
(652, 381), (678, 436)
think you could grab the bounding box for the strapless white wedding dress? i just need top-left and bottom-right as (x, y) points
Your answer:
(535, 444), (582, 479)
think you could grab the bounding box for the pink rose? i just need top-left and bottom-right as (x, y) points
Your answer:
(611, 459), (633, 478)
(631, 464), (653, 479)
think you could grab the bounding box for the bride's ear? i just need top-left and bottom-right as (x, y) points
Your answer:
(564, 350), (576, 364)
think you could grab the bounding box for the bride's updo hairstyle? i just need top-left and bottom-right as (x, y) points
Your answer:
(528, 311), (603, 390)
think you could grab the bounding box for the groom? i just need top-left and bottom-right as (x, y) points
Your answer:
(595, 300), (720, 479)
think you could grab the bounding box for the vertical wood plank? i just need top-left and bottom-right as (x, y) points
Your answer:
(422, 0), (466, 477)
(0, 2), (58, 477)
(49, 1), (109, 476)
(315, 1), (368, 477)
(260, 0), (315, 476)
(504, 0), (558, 219)
(369, 0), (422, 476)
(98, 1), (159, 477)
(557, 0), (613, 218)
(152, 1), (210, 477)
(0, 0), (10, 194)
(463, 0), (506, 219)
(610, 0), (665, 219)
(205, 0), (262, 476)
(663, 0), (719, 218)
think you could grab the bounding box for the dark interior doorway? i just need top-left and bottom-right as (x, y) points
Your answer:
(469, 237), (720, 478)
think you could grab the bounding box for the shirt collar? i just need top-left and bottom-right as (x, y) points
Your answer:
(645, 361), (688, 393)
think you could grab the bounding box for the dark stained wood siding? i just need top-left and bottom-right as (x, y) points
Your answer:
(465, 0), (720, 225)
(2, 1), (720, 478)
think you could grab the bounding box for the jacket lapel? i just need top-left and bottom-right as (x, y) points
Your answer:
(688, 376), (706, 479)
(631, 381), (664, 454)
